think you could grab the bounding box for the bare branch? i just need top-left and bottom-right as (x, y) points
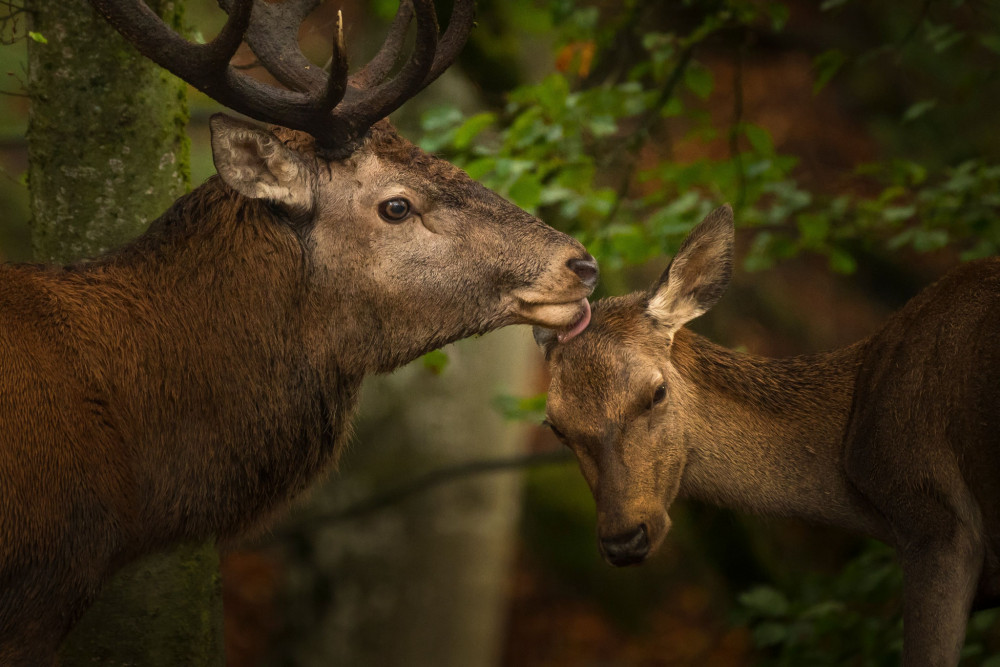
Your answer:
(270, 450), (573, 536)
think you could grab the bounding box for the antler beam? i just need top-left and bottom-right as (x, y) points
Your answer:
(88, 0), (476, 152)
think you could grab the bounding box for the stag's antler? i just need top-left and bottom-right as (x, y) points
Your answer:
(87, 0), (475, 152)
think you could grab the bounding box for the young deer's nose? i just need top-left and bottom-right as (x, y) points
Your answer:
(567, 255), (599, 289)
(600, 524), (649, 567)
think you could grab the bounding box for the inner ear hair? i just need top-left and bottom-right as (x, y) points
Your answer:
(210, 113), (314, 213)
(647, 204), (735, 330)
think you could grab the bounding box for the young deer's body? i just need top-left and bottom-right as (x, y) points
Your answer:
(538, 206), (1000, 666)
(0, 1), (597, 663)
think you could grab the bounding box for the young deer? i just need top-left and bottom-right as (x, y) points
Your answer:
(536, 205), (1000, 666)
(0, 1), (597, 663)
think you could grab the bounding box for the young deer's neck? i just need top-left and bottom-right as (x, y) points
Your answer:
(670, 329), (885, 538)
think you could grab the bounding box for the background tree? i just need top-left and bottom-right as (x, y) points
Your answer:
(24, 0), (223, 664)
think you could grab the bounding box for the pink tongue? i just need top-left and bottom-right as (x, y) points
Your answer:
(557, 299), (592, 343)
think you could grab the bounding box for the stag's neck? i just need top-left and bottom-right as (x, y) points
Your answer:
(68, 179), (360, 541)
(671, 329), (885, 538)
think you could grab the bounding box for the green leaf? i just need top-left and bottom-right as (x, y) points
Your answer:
(421, 349), (449, 375)
(813, 49), (847, 94)
(684, 64), (714, 100)
(765, 2), (790, 30)
(421, 105), (463, 132)
(744, 124), (775, 156)
(924, 21), (964, 53)
(587, 115), (617, 137)
(508, 173), (544, 211)
(881, 205), (916, 223)
(796, 212), (830, 246)
(28, 31), (48, 44)
(828, 247), (857, 274)
(492, 392), (548, 422)
(753, 622), (790, 648)
(452, 112), (497, 150)
(980, 33), (1000, 55)
(739, 586), (791, 617)
(902, 99), (937, 123)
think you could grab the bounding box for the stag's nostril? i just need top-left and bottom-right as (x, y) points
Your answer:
(600, 524), (650, 567)
(567, 255), (599, 289)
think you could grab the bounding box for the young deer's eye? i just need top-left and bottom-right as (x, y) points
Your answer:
(542, 419), (567, 441)
(651, 383), (667, 407)
(378, 198), (411, 222)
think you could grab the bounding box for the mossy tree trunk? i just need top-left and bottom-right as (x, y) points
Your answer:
(25, 0), (224, 664)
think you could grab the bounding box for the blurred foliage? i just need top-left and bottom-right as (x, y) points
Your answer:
(433, 0), (1000, 662)
(420, 0), (1000, 287)
(736, 541), (1000, 666)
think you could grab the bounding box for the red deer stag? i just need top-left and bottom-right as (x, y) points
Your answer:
(0, 1), (598, 663)
(536, 205), (1000, 666)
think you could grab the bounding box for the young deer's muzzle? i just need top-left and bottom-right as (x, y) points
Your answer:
(600, 524), (650, 567)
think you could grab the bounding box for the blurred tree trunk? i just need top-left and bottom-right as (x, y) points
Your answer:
(265, 328), (535, 667)
(26, 1), (224, 664)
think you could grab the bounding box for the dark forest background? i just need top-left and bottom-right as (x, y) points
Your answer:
(4, 0), (1000, 664)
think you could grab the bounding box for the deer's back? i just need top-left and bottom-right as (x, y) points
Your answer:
(845, 257), (1000, 600)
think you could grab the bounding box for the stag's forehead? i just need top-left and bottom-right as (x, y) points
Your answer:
(360, 123), (471, 184)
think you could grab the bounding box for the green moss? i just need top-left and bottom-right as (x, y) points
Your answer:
(26, 0), (190, 264)
(59, 543), (224, 666)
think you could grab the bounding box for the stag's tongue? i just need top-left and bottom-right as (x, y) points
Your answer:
(557, 299), (592, 343)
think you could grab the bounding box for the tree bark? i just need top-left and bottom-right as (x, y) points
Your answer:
(265, 328), (535, 667)
(26, 0), (224, 663)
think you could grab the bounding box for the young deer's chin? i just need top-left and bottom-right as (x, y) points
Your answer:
(512, 298), (592, 341)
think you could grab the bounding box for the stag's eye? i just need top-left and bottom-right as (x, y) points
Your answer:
(378, 198), (411, 222)
(651, 383), (667, 407)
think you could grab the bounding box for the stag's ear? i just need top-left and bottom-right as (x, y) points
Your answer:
(533, 326), (559, 357)
(648, 205), (735, 334)
(210, 114), (313, 212)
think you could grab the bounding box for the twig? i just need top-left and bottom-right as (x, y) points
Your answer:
(728, 33), (747, 210)
(602, 44), (695, 225)
(270, 449), (575, 537)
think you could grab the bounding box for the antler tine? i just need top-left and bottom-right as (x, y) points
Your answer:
(90, 0), (477, 152)
(334, 0), (442, 135)
(89, 0), (251, 91)
(218, 0), (327, 93)
(421, 0), (475, 88)
(347, 1), (415, 89)
(317, 11), (349, 111)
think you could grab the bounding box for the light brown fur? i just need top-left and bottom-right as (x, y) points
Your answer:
(540, 205), (1000, 667)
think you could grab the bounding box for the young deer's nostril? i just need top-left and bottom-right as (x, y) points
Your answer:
(599, 524), (650, 567)
(567, 255), (599, 289)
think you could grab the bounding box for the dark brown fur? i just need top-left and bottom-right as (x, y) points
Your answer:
(541, 206), (1000, 667)
(0, 118), (595, 664)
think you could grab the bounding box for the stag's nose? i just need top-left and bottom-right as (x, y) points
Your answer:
(567, 254), (599, 289)
(600, 524), (650, 567)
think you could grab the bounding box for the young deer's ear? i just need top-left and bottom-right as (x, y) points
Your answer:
(533, 326), (559, 357)
(210, 113), (314, 212)
(648, 204), (735, 333)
